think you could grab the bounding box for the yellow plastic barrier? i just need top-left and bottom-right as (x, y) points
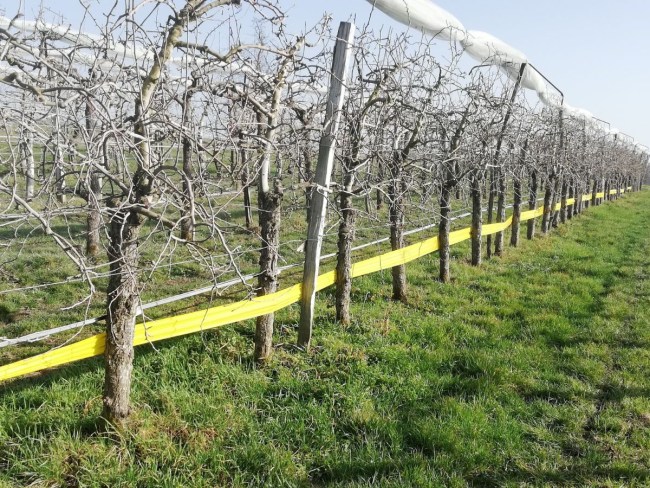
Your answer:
(0, 189), (629, 383)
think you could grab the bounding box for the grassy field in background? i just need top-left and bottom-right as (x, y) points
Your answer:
(1, 191), (650, 486)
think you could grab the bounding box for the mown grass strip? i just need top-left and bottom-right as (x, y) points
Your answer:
(0, 191), (649, 486)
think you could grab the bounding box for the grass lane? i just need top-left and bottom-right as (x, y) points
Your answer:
(1, 191), (650, 487)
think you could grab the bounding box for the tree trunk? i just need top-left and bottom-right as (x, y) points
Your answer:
(241, 149), (253, 230)
(389, 153), (406, 302)
(471, 171), (482, 266)
(21, 131), (35, 200)
(336, 181), (355, 325)
(542, 179), (553, 234)
(560, 178), (568, 224)
(454, 160), (462, 200)
(180, 94), (196, 241)
(102, 201), (142, 426)
(439, 181), (452, 283)
(180, 134), (196, 241)
(510, 174), (521, 247)
(55, 146), (66, 203)
(567, 182), (574, 220)
(254, 183), (283, 362)
(102, 0), (203, 427)
(375, 159), (384, 211)
(494, 168), (506, 256)
(86, 173), (102, 258)
(85, 96), (102, 257)
(527, 169), (538, 240)
(591, 179), (598, 207)
(486, 168), (496, 258)
(551, 176), (561, 228)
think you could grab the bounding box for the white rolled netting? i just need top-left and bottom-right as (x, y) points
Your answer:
(461, 30), (525, 65)
(365, 0), (466, 41)
(0, 15), (151, 62)
(501, 63), (548, 94)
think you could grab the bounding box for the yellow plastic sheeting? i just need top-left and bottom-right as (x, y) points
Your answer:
(0, 188), (631, 383)
(0, 333), (108, 383)
(482, 217), (513, 236)
(0, 228), (473, 382)
(347, 227), (471, 281)
(520, 207), (545, 221)
(0, 283), (307, 382)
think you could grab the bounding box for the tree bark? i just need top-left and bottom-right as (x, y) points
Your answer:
(85, 97), (102, 257)
(566, 181), (577, 220)
(551, 176), (561, 228)
(470, 171), (482, 265)
(255, 183), (283, 362)
(21, 130), (35, 200)
(389, 152), (406, 302)
(180, 132), (196, 241)
(86, 173), (102, 258)
(527, 169), (537, 240)
(542, 178), (554, 234)
(494, 168), (506, 256)
(102, 0), (208, 424)
(180, 93), (196, 242)
(591, 179), (598, 207)
(439, 180), (452, 283)
(102, 200), (142, 426)
(486, 168), (496, 258)
(241, 148), (253, 229)
(510, 173), (521, 247)
(54, 145), (67, 203)
(560, 178), (568, 224)
(335, 180), (355, 325)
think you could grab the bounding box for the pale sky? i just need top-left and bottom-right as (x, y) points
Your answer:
(4, 0), (648, 148)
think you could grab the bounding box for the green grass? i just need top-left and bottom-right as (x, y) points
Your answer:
(2, 192), (650, 486)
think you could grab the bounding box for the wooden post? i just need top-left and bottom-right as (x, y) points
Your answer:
(298, 22), (355, 350)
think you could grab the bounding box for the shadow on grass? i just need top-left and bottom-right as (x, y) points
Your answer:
(468, 464), (650, 487)
(0, 221), (87, 242)
(0, 356), (105, 436)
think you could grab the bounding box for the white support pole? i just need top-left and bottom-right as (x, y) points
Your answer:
(297, 21), (355, 349)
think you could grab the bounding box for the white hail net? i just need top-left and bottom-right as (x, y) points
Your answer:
(363, 0), (635, 133)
